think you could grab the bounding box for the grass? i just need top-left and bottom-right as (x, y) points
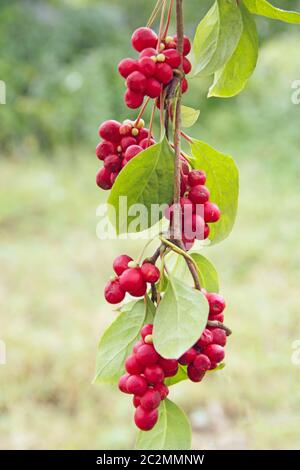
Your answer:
(1, 34), (300, 450)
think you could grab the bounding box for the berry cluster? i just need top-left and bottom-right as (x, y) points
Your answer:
(118, 324), (178, 431)
(166, 165), (221, 250)
(104, 255), (160, 304)
(179, 292), (227, 382)
(118, 28), (192, 109)
(96, 119), (155, 190)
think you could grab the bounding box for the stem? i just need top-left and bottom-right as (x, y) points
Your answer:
(134, 97), (151, 127)
(156, 0), (168, 52)
(162, 0), (174, 39)
(147, 0), (163, 28)
(147, 101), (157, 147)
(207, 320), (232, 337)
(180, 130), (193, 144)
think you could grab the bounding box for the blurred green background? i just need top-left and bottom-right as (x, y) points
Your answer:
(1, 0), (300, 450)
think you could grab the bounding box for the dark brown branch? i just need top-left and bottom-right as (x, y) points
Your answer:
(207, 320), (232, 337)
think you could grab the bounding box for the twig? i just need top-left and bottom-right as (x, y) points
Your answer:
(207, 320), (232, 337)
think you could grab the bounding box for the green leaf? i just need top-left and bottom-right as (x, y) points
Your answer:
(153, 276), (209, 358)
(135, 399), (191, 450)
(192, 0), (243, 77)
(94, 298), (153, 384)
(165, 364), (188, 386)
(191, 140), (239, 244)
(108, 137), (174, 234)
(244, 0), (300, 23)
(181, 105), (200, 128)
(209, 4), (258, 98)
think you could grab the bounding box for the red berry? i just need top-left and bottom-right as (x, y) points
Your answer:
(181, 78), (188, 93)
(125, 354), (144, 375)
(209, 312), (224, 323)
(154, 383), (169, 400)
(119, 268), (144, 293)
(130, 281), (147, 297)
(118, 58), (139, 78)
(146, 78), (162, 98)
(158, 358), (178, 377)
(180, 174), (188, 196)
(144, 364), (165, 384)
(164, 49), (181, 68)
(113, 254), (133, 276)
(181, 233), (195, 251)
(127, 71), (147, 94)
(187, 365), (205, 383)
(96, 167), (113, 190)
(133, 339), (144, 354)
(191, 213), (205, 240)
(118, 373), (130, 394)
(183, 57), (192, 74)
(204, 344), (225, 364)
(132, 27), (158, 52)
(137, 128), (150, 142)
(141, 324), (153, 340)
(110, 172), (118, 186)
(140, 137), (155, 149)
(193, 354), (211, 372)
(136, 344), (159, 367)
(141, 262), (160, 284)
(126, 374), (148, 396)
(179, 347), (197, 365)
(204, 223), (210, 239)
(119, 123), (133, 136)
(197, 329), (213, 349)
(104, 154), (121, 172)
(139, 57), (156, 77)
(104, 279), (125, 304)
(210, 328), (227, 347)
(204, 202), (221, 223)
(180, 157), (190, 175)
(121, 136), (137, 151)
(99, 120), (121, 143)
(174, 35), (191, 56)
(134, 406), (158, 431)
(155, 63), (173, 85)
(188, 170), (206, 187)
(206, 293), (226, 315)
(133, 395), (141, 408)
(140, 389), (161, 411)
(139, 47), (157, 59)
(188, 185), (210, 204)
(124, 145), (143, 161)
(96, 140), (115, 160)
(125, 89), (144, 109)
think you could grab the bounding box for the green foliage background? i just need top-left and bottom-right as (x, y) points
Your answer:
(1, 0), (300, 450)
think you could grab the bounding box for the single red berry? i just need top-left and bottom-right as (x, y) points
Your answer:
(129, 281), (147, 297)
(125, 354), (144, 375)
(137, 128), (150, 142)
(141, 262), (160, 284)
(99, 120), (121, 143)
(141, 324), (153, 341)
(136, 344), (159, 367)
(210, 328), (227, 347)
(119, 123), (133, 136)
(139, 47), (157, 59)
(132, 27), (158, 52)
(118, 58), (139, 78)
(140, 137), (155, 149)
(133, 395), (141, 408)
(174, 35), (191, 56)
(104, 154), (121, 172)
(188, 185), (210, 204)
(104, 279), (125, 304)
(133, 339), (144, 354)
(158, 358), (178, 378)
(96, 140), (115, 161)
(126, 374), (148, 396)
(179, 347), (197, 365)
(191, 213), (206, 240)
(110, 172), (118, 186)
(119, 267), (144, 293)
(183, 57), (192, 74)
(204, 202), (221, 223)
(206, 293), (226, 315)
(181, 78), (188, 93)
(180, 174), (188, 196)
(125, 89), (144, 109)
(113, 254), (133, 276)
(204, 344), (225, 364)
(155, 63), (173, 85)
(164, 49), (181, 68)
(124, 145), (143, 161)
(140, 389), (161, 411)
(154, 383), (169, 400)
(96, 167), (113, 190)
(197, 329), (213, 349)
(127, 71), (147, 94)
(134, 406), (158, 431)
(193, 354), (211, 372)
(165, 37), (177, 49)
(121, 136), (137, 151)
(118, 373), (130, 394)
(209, 312), (224, 323)
(188, 170), (206, 187)
(187, 365), (206, 383)
(144, 364), (165, 384)
(139, 57), (156, 77)
(180, 157), (190, 175)
(146, 77), (162, 98)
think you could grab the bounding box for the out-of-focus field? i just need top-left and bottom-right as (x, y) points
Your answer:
(1, 3), (300, 450)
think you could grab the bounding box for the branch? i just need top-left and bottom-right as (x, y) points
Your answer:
(207, 320), (232, 337)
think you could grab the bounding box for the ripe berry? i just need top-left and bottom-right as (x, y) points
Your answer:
(188, 185), (210, 204)
(136, 344), (159, 367)
(113, 254), (133, 276)
(127, 71), (147, 94)
(104, 154), (121, 172)
(133, 395), (141, 408)
(155, 63), (173, 85)
(140, 137), (155, 149)
(187, 365), (205, 383)
(204, 202), (221, 223)
(96, 140), (115, 160)
(211, 328), (227, 347)
(188, 170), (206, 187)
(164, 49), (181, 68)
(146, 78), (161, 98)
(121, 136), (136, 151)
(137, 128), (149, 142)
(129, 281), (147, 297)
(125, 354), (144, 375)
(183, 57), (192, 74)
(158, 358), (178, 377)
(179, 347), (197, 365)
(144, 364), (165, 384)
(197, 329), (213, 349)
(181, 78), (188, 93)
(118, 58), (139, 78)
(141, 263), (160, 283)
(125, 89), (144, 109)
(104, 279), (125, 304)
(133, 339), (144, 354)
(209, 313), (224, 323)
(110, 172), (118, 186)
(99, 120), (121, 143)
(193, 354), (211, 372)
(204, 223), (210, 239)
(206, 293), (226, 315)
(191, 213), (206, 240)
(180, 157), (190, 175)
(180, 174), (188, 196)
(119, 123), (133, 136)
(134, 406), (158, 431)
(139, 47), (157, 59)
(118, 374), (130, 394)
(124, 145), (143, 161)
(140, 389), (161, 411)
(204, 344), (225, 364)
(96, 167), (113, 190)
(119, 268), (144, 293)
(132, 27), (158, 52)
(174, 35), (191, 56)
(154, 383), (169, 400)
(139, 57), (156, 77)
(141, 324), (153, 341)
(127, 375), (148, 396)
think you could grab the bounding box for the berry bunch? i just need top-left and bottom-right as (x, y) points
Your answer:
(118, 324), (178, 431)
(104, 255), (160, 304)
(96, 119), (155, 190)
(118, 27), (192, 109)
(166, 166), (221, 250)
